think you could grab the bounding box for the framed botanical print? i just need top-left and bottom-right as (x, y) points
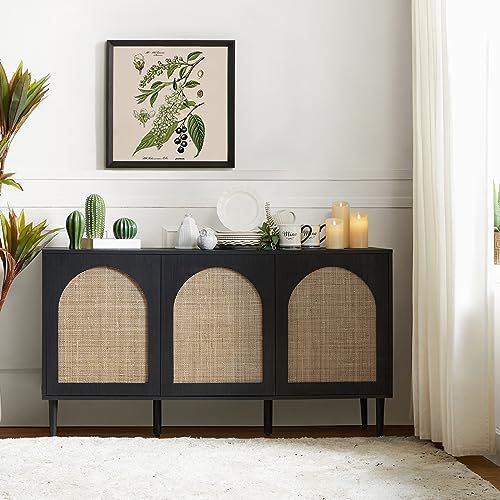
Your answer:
(106, 40), (235, 168)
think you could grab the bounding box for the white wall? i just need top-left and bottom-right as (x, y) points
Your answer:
(0, 0), (412, 426)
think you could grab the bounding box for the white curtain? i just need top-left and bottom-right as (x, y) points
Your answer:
(412, 0), (496, 456)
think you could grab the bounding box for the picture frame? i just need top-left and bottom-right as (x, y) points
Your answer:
(106, 40), (235, 169)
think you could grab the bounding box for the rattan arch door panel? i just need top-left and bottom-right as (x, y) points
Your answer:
(43, 252), (161, 398)
(58, 267), (149, 384)
(173, 267), (263, 384)
(162, 254), (275, 397)
(276, 251), (392, 398)
(288, 266), (377, 384)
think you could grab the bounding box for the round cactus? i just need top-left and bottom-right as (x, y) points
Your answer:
(66, 211), (86, 250)
(113, 217), (138, 239)
(85, 194), (105, 239)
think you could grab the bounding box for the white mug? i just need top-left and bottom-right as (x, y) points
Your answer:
(302, 224), (326, 247)
(274, 210), (296, 225)
(279, 224), (312, 248)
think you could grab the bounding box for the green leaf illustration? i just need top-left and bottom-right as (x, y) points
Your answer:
(185, 80), (200, 88)
(133, 120), (179, 155)
(133, 130), (156, 155)
(179, 100), (197, 110)
(173, 78), (177, 90)
(167, 63), (179, 79)
(135, 92), (148, 104)
(187, 51), (202, 62)
(179, 66), (189, 79)
(151, 81), (164, 89)
(187, 114), (205, 158)
(150, 93), (158, 106)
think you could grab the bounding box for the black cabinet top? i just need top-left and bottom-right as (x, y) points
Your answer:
(44, 247), (392, 255)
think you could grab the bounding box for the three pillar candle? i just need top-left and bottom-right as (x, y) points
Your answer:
(326, 201), (369, 248)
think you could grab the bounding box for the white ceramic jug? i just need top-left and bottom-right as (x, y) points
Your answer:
(176, 214), (200, 249)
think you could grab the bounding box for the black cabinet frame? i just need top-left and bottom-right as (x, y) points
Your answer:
(42, 248), (393, 437)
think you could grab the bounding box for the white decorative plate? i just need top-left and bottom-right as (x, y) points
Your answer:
(216, 187), (264, 231)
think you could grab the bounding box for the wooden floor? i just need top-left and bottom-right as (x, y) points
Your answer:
(0, 426), (498, 490)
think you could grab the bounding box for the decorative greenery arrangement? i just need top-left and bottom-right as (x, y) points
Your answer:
(0, 62), (59, 313)
(133, 52), (206, 158)
(85, 194), (106, 239)
(0, 210), (59, 311)
(66, 211), (85, 250)
(0, 62), (49, 190)
(258, 202), (280, 250)
(113, 217), (137, 239)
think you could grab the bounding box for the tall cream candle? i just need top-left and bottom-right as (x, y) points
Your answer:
(332, 201), (350, 247)
(349, 212), (368, 248)
(325, 218), (344, 249)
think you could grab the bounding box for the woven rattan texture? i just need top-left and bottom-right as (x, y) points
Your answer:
(58, 267), (148, 383)
(288, 266), (376, 383)
(173, 267), (263, 383)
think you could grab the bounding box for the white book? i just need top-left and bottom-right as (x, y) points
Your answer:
(81, 238), (141, 249)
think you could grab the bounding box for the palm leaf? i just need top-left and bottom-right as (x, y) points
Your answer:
(0, 62), (49, 196)
(0, 172), (22, 191)
(0, 62), (9, 134)
(0, 209), (62, 311)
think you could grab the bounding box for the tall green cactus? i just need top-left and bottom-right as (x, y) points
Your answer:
(85, 194), (106, 239)
(113, 217), (138, 239)
(66, 211), (85, 249)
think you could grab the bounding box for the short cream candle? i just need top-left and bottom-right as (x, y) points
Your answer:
(332, 201), (350, 247)
(349, 212), (368, 248)
(325, 218), (345, 249)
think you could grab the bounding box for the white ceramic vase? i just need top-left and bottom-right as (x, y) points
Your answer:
(176, 214), (199, 249)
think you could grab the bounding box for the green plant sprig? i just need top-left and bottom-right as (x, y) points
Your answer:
(258, 203), (280, 250)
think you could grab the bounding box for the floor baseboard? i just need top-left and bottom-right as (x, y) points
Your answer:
(0, 425), (415, 439)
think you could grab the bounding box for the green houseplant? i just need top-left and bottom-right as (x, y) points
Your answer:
(0, 62), (59, 312)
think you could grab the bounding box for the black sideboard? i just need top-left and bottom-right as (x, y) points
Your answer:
(42, 247), (393, 436)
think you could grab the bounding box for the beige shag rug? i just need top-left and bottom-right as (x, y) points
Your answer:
(0, 436), (497, 499)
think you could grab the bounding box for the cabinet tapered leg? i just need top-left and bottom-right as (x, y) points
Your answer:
(264, 400), (273, 436)
(376, 398), (385, 436)
(360, 398), (368, 430)
(49, 400), (58, 437)
(153, 400), (162, 437)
